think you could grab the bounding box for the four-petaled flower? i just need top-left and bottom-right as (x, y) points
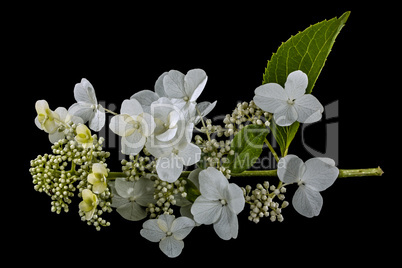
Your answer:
(79, 189), (98, 220)
(277, 154), (339, 217)
(191, 167), (245, 240)
(35, 100), (60, 134)
(87, 163), (108, 194)
(68, 78), (106, 132)
(75, 124), (94, 149)
(140, 214), (195, 258)
(109, 99), (155, 156)
(253, 70), (324, 126)
(111, 177), (155, 221)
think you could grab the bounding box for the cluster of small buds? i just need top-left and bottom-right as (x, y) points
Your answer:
(121, 154), (156, 181)
(30, 123), (112, 229)
(223, 101), (271, 136)
(195, 135), (232, 178)
(78, 188), (113, 231)
(200, 118), (225, 138)
(147, 178), (187, 218)
(242, 181), (289, 223)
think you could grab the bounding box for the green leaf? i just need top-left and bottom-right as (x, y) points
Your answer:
(270, 120), (299, 157)
(262, 11), (350, 94)
(184, 178), (201, 203)
(226, 124), (270, 174)
(262, 11), (350, 156)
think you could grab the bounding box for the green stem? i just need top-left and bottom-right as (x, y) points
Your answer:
(264, 138), (280, 162)
(107, 167), (383, 180)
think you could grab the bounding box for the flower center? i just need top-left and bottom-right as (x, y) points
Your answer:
(220, 199), (227, 206)
(287, 99), (295, 105)
(172, 148), (179, 155)
(183, 96), (189, 101)
(297, 180), (305, 186)
(166, 231), (172, 236)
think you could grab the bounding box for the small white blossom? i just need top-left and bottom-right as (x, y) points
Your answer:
(109, 99), (155, 156)
(146, 123), (200, 183)
(68, 78), (106, 132)
(191, 167), (245, 240)
(48, 107), (83, 143)
(140, 214), (195, 258)
(35, 100), (60, 134)
(253, 70), (323, 126)
(277, 154), (339, 217)
(111, 177), (155, 221)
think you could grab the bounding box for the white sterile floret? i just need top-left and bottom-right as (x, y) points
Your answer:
(68, 78), (106, 132)
(109, 99), (155, 156)
(191, 167), (245, 240)
(146, 123), (200, 183)
(111, 177), (155, 221)
(277, 154), (339, 218)
(140, 214), (195, 258)
(150, 97), (186, 142)
(35, 100), (60, 134)
(253, 70), (324, 126)
(48, 107), (83, 143)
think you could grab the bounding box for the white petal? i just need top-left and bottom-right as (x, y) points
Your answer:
(191, 196), (222, 224)
(177, 143), (201, 166)
(49, 130), (65, 144)
(141, 219), (166, 242)
(74, 78), (97, 104)
(155, 72), (168, 97)
(138, 112), (155, 137)
(156, 127), (178, 142)
(171, 217), (195, 240)
(292, 185), (323, 218)
(114, 178), (135, 198)
(156, 154), (183, 183)
(130, 90), (159, 114)
(198, 167), (228, 200)
(294, 94), (324, 123)
(109, 114), (134, 137)
(121, 99), (144, 116)
(111, 195), (130, 208)
(159, 236), (184, 258)
(195, 101), (217, 124)
(163, 70), (186, 99)
(134, 177), (156, 207)
(117, 202), (147, 221)
(302, 157), (339, 191)
(157, 214), (175, 232)
(284, 70), (308, 100)
(225, 184), (245, 215)
(273, 103), (298, 126)
(88, 108), (105, 132)
(277, 154), (305, 184)
(213, 206), (239, 240)
(184, 69), (207, 102)
(121, 131), (146, 156)
(253, 83), (287, 113)
(68, 103), (94, 123)
(187, 168), (201, 189)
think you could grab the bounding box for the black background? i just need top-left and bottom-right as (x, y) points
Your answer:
(11, 4), (396, 266)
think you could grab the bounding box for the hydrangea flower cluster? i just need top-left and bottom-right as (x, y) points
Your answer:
(30, 68), (344, 256)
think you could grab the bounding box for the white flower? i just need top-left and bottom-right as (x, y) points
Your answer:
(68, 78), (106, 132)
(79, 189), (98, 220)
(150, 97), (186, 142)
(146, 123), (201, 183)
(87, 163), (108, 194)
(140, 214), (195, 258)
(35, 104), (84, 143)
(132, 69), (216, 124)
(110, 177), (155, 221)
(277, 154), (339, 218)
(35, 100), (60, 134)
(191, 167), (245, 240)
(48, 107), (83, 143)
(109, 99), (155, 156)
(253, 70), (324, 126)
